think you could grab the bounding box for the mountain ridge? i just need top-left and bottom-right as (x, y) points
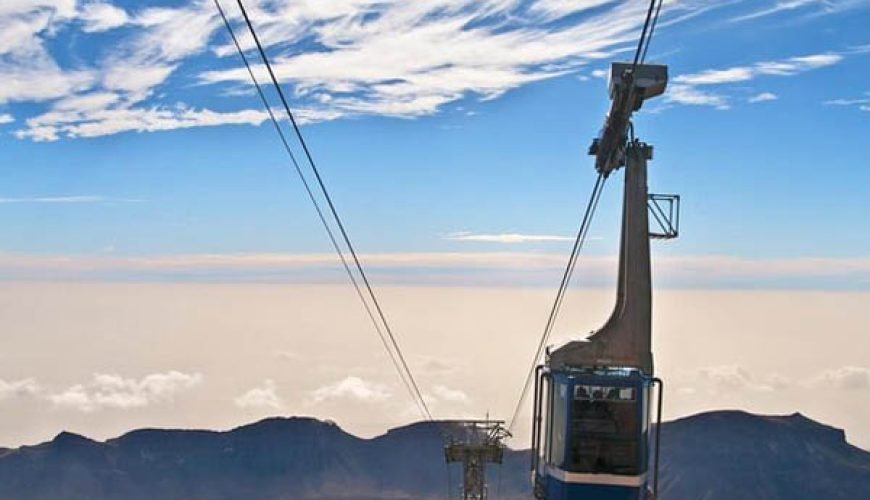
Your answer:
(0, 410), (868, 499)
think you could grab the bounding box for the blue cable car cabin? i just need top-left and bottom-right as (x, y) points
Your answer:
(527, 62), (675, 500)
(532, 367), (655, 500)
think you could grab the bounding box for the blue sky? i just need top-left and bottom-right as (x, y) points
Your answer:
(1, 0), (869, 287)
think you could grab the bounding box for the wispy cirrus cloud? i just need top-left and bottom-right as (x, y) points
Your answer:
(200, 0), (674, 120)
(730, 0), (870, 22)
(674, 53), (842, 85)
(445, 231), (574, 243)
(666, 52), (845, 109)
(0, 1), (862, 139)
(2, 0), (264, 141)
(15, 106), (271, 142)
(825, 93), (870, 112)
(10, 0), (676, 141)
(0, 195), (134, 204)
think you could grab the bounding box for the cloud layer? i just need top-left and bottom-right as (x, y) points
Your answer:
(47, 371), (203, 412)
(2, 251), (870, 288)
(0, 378), (40, 402)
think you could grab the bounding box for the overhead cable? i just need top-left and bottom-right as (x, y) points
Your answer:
(507, 173), (607, 433)
(641, 0), (665, 63)
(213, 0), (432, 421)
(632, 0), (660, 68)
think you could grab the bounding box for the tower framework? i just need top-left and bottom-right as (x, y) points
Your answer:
(444, 420), (510, 499)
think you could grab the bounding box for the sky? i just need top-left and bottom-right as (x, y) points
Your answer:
(1, 0), (869, 450)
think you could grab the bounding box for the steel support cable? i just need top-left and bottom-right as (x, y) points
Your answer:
(632, 0), (660, 68)
(214, 0), (430, 421)
(640, 0), (665, 64)
(506, 173), (607, 433)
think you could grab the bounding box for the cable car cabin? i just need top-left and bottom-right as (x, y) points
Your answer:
(532, 367), (655, 500)
(525, 63), (673, 500)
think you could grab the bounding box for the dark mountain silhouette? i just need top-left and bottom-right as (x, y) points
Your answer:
(0, 411), (868, 499)
(658, 411), (870, 499)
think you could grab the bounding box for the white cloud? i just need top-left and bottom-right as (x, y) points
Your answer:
(235, 379), (283, 409)
(53, 92), (121, 112)
(677, 67), (755, 85)
(47, 371), (203, 412)
(697, 365), (779, 393)
(200, 0), (719, 121)
(431, 385), (470, 403)
(825, 95), (870, 112)
(748, 91), (778, 103)
(419, 356), (460, 375)
(675, 53), (842, 86)
(530, 0), (616, 21)
(0, 62), (95, 105)
(668, 52), (844, 109)
(0, 113), (13, 124)
(5, 1), (231, 140)
(811, 366), (870, 390)
(273, 350), (299, 361)
(730, 0), (870, 22)
(445, 231), (573, 243)
(310, 376), (391, 404)
(0, 378), (40, 401)
(101, 63), (176, 101)
(666, 84), (729, 109)
(826, 97), (870, 105)
(16, 106), (270, 142)
(78, 1), (128, 33)
(0, 2), (77, 56)
(0, 195), (107, 204)
(0, 1), (748, 139)
(0, 2), (96, 106)
(130, 3), (218, 62)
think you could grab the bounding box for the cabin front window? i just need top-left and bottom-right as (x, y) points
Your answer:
(568, 384), (640, 475)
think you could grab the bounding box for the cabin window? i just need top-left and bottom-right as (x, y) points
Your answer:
(549, 382), (568, 466)
(538, 376), (550, 467)
(567, 384), (640, 475)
